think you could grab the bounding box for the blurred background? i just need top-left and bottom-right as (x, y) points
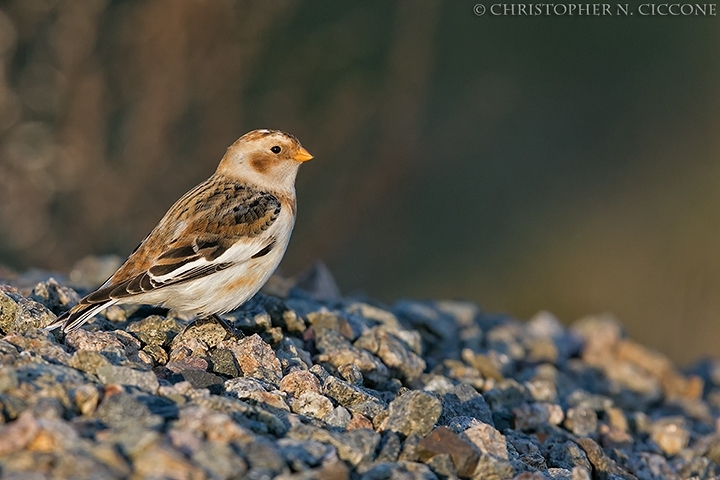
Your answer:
(0, 0), (718, 364)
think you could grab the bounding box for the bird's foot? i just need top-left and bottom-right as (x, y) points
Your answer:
(211, 313), (245, 339)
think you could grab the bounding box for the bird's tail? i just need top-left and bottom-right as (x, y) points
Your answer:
(44, 299), (117, 333)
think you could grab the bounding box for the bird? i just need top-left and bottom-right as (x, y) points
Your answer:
(46, 129), (313, 333)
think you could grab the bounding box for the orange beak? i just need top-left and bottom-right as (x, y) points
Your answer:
(294, 147), (314, 162)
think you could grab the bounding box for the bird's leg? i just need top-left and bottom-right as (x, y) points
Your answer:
(211, 313), (245, 338)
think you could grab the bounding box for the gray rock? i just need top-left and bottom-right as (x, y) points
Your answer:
(445, 415), (483, 434)
(673, 453), (714, 479)
(383, 390), (442, 437)
(225, 305), (273, 333)
(276, 337), (313, 372)
(1, 264), (718, 480)
(132, 441), (207, 479)
(241, 437), (288, 474)
(191, 441), (249, 478)
(519, 451), (548, 471)
(394, 300), (462, 370)
(359, 461), (438, 480)
(273, 308), (307, 336)
(172, 370), (225, 394)
(224, 377), (289, 411)
(338, 363), (364, 385)
(127, 315), (182, 347)
(544, 440), (592, 472)
(618, 452), (680, 480)
(567, 390), (614, 412)
(4, 329), (72, 366)
(315, 328), (390, 385)
(472, 453), (515, 480)
(439, 382), (494, 427)
(484, 379), (531, 411)
(0, 366), (19, 392)
(345, 302), (399, 330)
(354, 327), (427, 382)
(97, 364), (159, 393)
(564, 407), (598, 437)
(0, 286), (56, 333)
(324, 405), (352, 429)
(94, 392), (163, 430)
(324, 375), (387, 419)
(29, 277), (80, 313)
(288, 422), (380, 466)
(209, 348), (239, 377)
(309, 363), (331, 383)
(376, 430), (403, 463)
(277, 437), (333, 470)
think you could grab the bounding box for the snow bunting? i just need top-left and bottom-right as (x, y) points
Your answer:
(47, 129), (313, 333)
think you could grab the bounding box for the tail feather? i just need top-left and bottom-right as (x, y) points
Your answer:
(44, 300), (117, 333)
(44, 312), (69, 331)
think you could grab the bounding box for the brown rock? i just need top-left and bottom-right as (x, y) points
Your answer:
(0, 411), (39, 455)
(65, 329), (125, 352)
(133, 444), (207, 480)
(463, 423), (509, 460)
(166, 357), (210, 373)
(220, 334), (282, 384)
(26, 429), (56, 452)
(650, 417), (690, 456)
(616, 340), (671, 377)
(280, 370), (322, 397)
(338, 363), (364, 385)
(173, 316), (228, 348)
(290, 391), (334, 419)
(599, 424), (634, 450)
(417, 426), (479, 478)
(347, 413), (374, 430)
(575, 437), (638, 480)
(70, 384), (101, 416)
(315, 457), (350, 480)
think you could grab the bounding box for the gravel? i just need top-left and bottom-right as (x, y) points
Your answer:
(0, 266), (719, 479)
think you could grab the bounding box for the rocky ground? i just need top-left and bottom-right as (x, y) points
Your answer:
(1, 258), (719, 480)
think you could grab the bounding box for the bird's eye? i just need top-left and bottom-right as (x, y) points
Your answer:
(270, 146), (281, 154)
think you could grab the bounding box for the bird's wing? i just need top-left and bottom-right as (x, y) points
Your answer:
(108, 178), (282, 294)
(50, 178), (283, 332)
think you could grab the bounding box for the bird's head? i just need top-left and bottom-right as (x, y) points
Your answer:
(217, 129), (313, 191)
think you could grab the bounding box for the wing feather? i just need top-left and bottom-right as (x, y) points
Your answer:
(52, 177), (284, 333)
